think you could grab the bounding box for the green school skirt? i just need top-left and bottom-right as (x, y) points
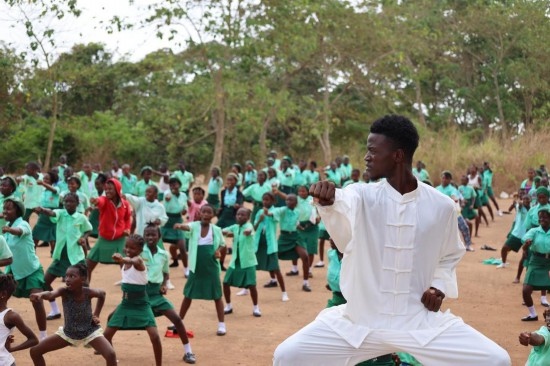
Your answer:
(87, 236), (125, 264)
(505, 235), (523, 252)
(47, 244), (85, 277)
(251, 201), (263, 224)
(256, 233), (280, 271)
(23, 208), (36, 222)
(327, 291), (347, 308)
(461, 206), (477, 221)
(207, 194), (220, 210)
(9, 266), (46, 298)
(487, 186), (495, 197)
(107, 283), (156, 330)
(161, 213), (184, 242)
(32, 212), (57, 242)
(216, 207), (236, 228)
(146, 282), (174, 317)
(223, 257), (256, 288)
(298, 221), (319, 254)
(278, 231), (305, 261)
(183, 245), (222, 300)
(89, 209), (99, 238)
(525, 254), (550, 290)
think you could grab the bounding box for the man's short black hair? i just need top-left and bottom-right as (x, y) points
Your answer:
(370, 115), (419, 161)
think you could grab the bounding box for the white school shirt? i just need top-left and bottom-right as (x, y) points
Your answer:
(316, 180), (465, 348)
(0, 308), (14, 366)
(124, 195), (168, 236)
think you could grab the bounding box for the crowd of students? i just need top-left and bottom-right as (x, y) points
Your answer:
(0, 152), (548, 365)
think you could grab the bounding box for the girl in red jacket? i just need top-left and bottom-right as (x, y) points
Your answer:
(86, 178), (132, 284)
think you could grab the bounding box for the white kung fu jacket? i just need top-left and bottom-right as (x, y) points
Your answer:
(315, 179), (466, 348)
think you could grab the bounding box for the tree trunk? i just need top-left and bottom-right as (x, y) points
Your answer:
(320, 63), (332, 165)
(492, 69), (507, 137)
(259, 108), (275, 160)
(44, 90), (58, 170)
(414, 78), (427, 126)
(211, 68), (225, 168)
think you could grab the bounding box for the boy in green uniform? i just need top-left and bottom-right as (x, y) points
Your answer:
(17, 162), (44, 222)
(520, 308), (550, 365)
(77, 163), (98, 200)
(120, 164), (137, 195)
(458, 175), (480, 237)
(171, 162), (194, 196)
(133, 166), (158, 198)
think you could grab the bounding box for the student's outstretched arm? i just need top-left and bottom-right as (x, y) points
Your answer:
(4, 311), (38, 352)
(29, 287), (66, 302)
(33, 207), (55, 217)
(519, 331), (545, 346)
(173, 223), (191, 231)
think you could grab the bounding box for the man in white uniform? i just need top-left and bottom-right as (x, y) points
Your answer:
(273, 115), (510, 365)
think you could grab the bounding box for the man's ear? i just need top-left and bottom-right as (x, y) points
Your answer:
(394, 149), (405, 164)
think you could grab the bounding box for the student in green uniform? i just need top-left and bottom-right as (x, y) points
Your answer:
(324, 161), (342, 188)
(458, 175), (480, 237)
(305, 161), (320, 188)
(435, 171), (458, 197)
(17, 162), (43, 222)
(0, 177), (17, 231)
(293, 160), (308, 191)
(274, 186), (319, 279)
(77, 163), (98, 200)
(340, 155), (353, 184)
(519, 308), (550, 365)
(174, 205), (227, 336)
(2, 198), (47, 340)
(231, 163), (244, 190)
(269, 194), (311, 292)
(222, 208), (261, 317)
(482, 162), (502, 216)
(244, 160), (257, 190)
(0, 235), (13, 272)
(342, 169), (361, 188)
(269, 150), (281, 170)
(103, 235), (162, 366)
(142, 224), (196, 364)
(242, 170), (271, 222)
(412, 160), (430, 182)
(55, 155), (68, 179)
(162, 177), (188, 270)
(34, 193), (92, 321)
(171, 162), (194, 197)
(524, 187), (550, 232)
(254, 193), (288, 302)
(120, 164), (137, 195)
(32, 171), (60, 250)
(216, 173), (244, 270)
(278, 157), (295, 196)
(133, 166), (158, 198)
(206, 167), (223, 210)
(59, 176), (89, 214)
(498, 194), (530, 270)
(521, 208), (550, 321)
(56, 167), (72, 199)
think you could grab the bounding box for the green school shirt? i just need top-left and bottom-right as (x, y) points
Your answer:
(483, 170), (493, 187)
(458, 185), (476, 202)
(50, 209), (92, 264)
(208, 177), (223, 195)
(412, 168), (430, 182)
(223, 223), (257, 269)
(325, 170), (341, 187)
(142, 245), (169, 284)
(272, 206), (299, 232)
(253, 208), (277, 255)
(293, 169), (307, 187)
(0, 193), (15, 232)
(327, 249), (341, 292)
(133, 179), (157, 198)
(523, 226), (550, 253)
(527, 326), (550, 366)
(297, 196), (314, 222)
(163, 190), (188, 214)
(5, 217), (40, 280)
(77, 171), (98, 199)
(525, 204), (550, 231)
(305, 170), (320, 186)
(0, 236), (13, 261)
(279, 168), (295, 187)
(40, 187), (60, 208)
(172, 170), (194, 192)
(436, 184), (459, 198)
(20, 174), (44, 209)
(187, 222), (225, 273)
(244, 170), (257, 185)
(242, 183), (271, 203)
(339, 164), (352, 180)
(120, 174), (137, 195)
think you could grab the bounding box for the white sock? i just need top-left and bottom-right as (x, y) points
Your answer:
(225, 303), (232, 310)
(542, 296), (548, 304)
(291, 265), (298, 272)
(218, 322), (226, 329)
(49, 300), (59, 314)
(528, 306), (537, 317)
(253, 305), (260, 312)
(282, 291), (288, 297)
(303, 280), (309, 286)
(39, 330), (47, 340)
(184, 343), (192, 353)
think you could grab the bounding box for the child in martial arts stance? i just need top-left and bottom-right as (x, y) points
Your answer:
(103, 235), (162, 366)
(29, 264), (116, 366)
(519, 308), (550, 365)
(174, 205), (227, 336)
(222, 208), (261, 317)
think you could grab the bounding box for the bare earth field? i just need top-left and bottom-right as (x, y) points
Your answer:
(9, 198), (534, 365)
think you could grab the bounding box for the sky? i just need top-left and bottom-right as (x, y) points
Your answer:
(0, 0), (188, 65)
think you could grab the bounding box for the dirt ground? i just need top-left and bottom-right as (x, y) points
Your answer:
(9, 198), (535, 365)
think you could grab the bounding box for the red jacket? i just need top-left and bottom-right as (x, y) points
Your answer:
(96, 178), (132, 240)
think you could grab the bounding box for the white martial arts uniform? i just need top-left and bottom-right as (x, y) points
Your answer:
(274, 180), (510, 366)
